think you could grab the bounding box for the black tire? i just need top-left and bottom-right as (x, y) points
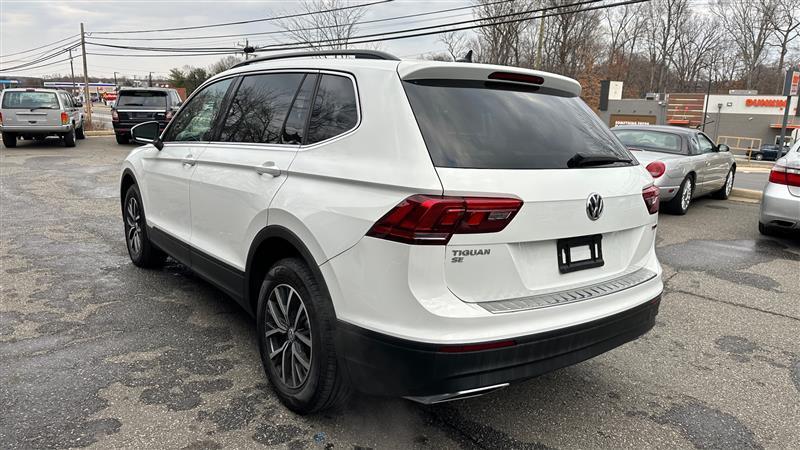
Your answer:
(63, 127), (76, 147)
(2, 132), (17, 148)
(754, 153), (764, 161)
(115, 134), (129, 145)
(256, 257), (351, 414)
(122, 184), (166, 268)
(712, 168), (735, 200)
(664, 175), (694, 215)
(76, 124), (86, 139)
(758, 222), (774, 236)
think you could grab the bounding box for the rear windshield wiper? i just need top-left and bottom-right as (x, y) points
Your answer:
(121, 103), (144, 106)
(567, 153), (632, 168)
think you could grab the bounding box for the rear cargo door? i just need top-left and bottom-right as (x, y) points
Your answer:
(1, 90), (62, 127)
(401, 69), (657, 303)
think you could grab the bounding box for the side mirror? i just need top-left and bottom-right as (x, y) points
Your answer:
(131, 121), (163, 150)
(717, 144), (730, 152)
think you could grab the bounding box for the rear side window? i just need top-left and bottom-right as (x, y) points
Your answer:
(613, 130), (684, 154)
(403, 80), (632, 169)
(282, 74), (317, 145)
(117, 91), (167, 108)
(2, 91), (59, 109)
(219, 73), (304, 144)
(306, 74), (358, 144)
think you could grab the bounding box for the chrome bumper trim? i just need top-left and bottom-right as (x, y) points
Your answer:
(479, 268), (658, 314)
(404, 383), (509, 405)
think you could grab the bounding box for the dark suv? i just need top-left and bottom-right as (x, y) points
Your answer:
(112, 88), (182, 144)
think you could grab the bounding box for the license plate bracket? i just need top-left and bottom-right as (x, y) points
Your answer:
(557, 234), (604, 274)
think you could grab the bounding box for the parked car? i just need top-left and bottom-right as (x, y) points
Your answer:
(120, 50), (663, 414)
(759, 140), (800, 235)
(611, 125), (736, 215)
(0, 88), (85, 148)
(112, 87), (182, 144)
(751, 143), (790, 161)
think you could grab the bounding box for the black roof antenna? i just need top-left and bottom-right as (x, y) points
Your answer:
(456, 50), (473, 63)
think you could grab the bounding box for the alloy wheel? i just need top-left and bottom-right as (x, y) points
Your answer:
(725, 171), (734, 196)
(125, 197), (142, 256)
(264, 283), (312, 389)
(681, 179), (692, 211)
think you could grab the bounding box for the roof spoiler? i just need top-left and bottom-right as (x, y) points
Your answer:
(232, 50), (400, 69)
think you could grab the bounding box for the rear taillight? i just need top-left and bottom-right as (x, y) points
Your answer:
(642, 185), (660, 214)
(488, 71), (544, 85)
(112, 110), (119, 121)
(769, 163), (800, 187)
(60, 112), (69, 125)
(646, 161), (666, 178)
(366, 195), (523, 245)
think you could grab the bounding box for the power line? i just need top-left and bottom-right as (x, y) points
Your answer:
(0, 34), (79, 58)
(86, 42), (243, 53)
(86, 0), (514, 42)
(0, 43), (81, 72)
(0, 39), (80, 65)
(89, 0), (393, 35)
(254, 0), (611, 52)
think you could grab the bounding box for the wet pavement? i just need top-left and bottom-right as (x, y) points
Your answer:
(1, 137), (799, 449)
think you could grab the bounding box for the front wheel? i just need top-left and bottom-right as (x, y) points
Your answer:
(665, 176), (693, 215)
(754, 153), (764, 161)
(256, 258), (351, 414)
(712, 168), (735, 199)
(123, 185), (166, 268)
(76, 124), (86, 139)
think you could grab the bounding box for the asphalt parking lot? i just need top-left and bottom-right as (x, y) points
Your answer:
(1, 136), (798, 449)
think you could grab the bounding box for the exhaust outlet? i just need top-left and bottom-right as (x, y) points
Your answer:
(404, 383), (509, 405)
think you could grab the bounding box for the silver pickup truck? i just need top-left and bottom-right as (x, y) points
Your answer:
(1, 88), (85, 148)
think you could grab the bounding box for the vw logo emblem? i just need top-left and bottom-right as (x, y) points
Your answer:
(586, 193), (603, 221)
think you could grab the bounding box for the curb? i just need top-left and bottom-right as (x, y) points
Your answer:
(729, 188), (762, 203)
(85, 131), (115, 136)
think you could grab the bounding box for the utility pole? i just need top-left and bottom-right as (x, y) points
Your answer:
(68, 48), (76, 95)
(701, 67), (712, 132)
(114, 72), (118, 88)
(778, 67), (799, 150)
(80, 23), (92, 129)
(149, 72), (153, 87)
(535, 16), (545, 69)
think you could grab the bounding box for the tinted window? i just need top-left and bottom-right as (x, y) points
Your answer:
(219, 73), (303, 144)
(282, 74), (317, 145)
(403, 81), (632, 169)
(163, 79), (232, 142)
(306, 74), (358, 144)
(2, 91), (59, 109)
(117, 91), (167, 108)
(613, 130), (684, 154)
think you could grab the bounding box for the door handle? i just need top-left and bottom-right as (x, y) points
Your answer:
(182, 154), (196, 166)
(255, 161), (281, 177)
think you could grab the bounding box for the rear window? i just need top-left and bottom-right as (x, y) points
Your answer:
(403, 80), (632, 169)
(2, 91), (60, 109)
(613, 129), (685, 154)
(116, 91), (167, 108)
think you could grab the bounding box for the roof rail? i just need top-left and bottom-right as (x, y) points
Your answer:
(232, 50), (400, 69)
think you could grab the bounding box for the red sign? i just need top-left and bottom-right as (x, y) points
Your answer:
(791, 72), (799, 96)
(745, 98), (787, 108)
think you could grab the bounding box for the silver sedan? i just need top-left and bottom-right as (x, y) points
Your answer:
(611, 125), (737, 215)
(759, 141), (800, 235)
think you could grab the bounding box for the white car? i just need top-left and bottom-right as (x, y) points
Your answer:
(119, 50), (664, 413)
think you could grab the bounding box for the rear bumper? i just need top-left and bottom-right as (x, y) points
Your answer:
(1, 125), (72, 134)
(113, 121), (167, 135)
(760, 183), (800, 229)
(335, 295), (660, 397)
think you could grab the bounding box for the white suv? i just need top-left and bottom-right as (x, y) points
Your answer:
(120, 50), (663, 413)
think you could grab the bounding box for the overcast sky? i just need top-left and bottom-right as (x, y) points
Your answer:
(0, 0), (474, 79)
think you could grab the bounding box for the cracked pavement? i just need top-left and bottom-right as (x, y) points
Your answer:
(1, 136), (799, 449)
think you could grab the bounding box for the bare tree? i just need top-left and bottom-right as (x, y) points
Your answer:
(472, 0), (534, 66)
(209, 56), (243, 75)
(644, 0), (691, 93)
(768, 0), (800, 89)
(278, 0), (370, 50)
(540, 0), (603, 78)
(438, 31), (469, 61)
(712, 0), (776, 90)
(671, 15), (721, 91)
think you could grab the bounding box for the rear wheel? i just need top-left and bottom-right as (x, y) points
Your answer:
(2, 132), (17, 148)
(76, 124), (86, 139)
(63, 127), (76, 147)
(256, 257), (351, 414)
(754, 153), (764, 161)
(115, 134), (129, 145)
(123, 184), (166, 268)
(758, 222), (775, 236)
(712, 168), (735, 199)
(665, 176), (693, 215)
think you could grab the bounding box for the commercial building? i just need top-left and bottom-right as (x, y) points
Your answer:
(597, 92), (799, 156)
